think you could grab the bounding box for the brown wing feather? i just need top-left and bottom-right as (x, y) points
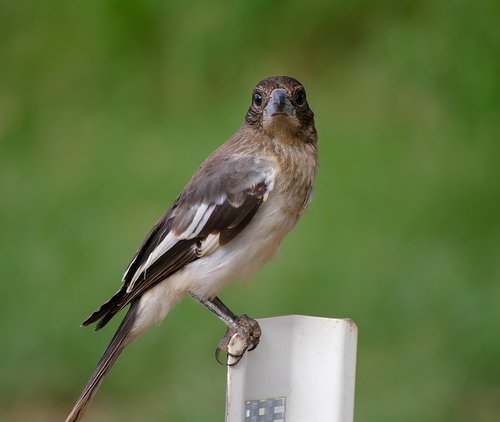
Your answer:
(82, 176), (270, 330)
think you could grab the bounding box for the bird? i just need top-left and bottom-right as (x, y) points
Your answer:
(66, 75), (318, 421)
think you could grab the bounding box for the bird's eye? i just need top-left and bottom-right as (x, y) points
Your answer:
(253, 92), (263, 107)
(295, 89), (306, 106)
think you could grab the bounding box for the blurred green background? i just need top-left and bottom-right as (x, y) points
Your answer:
(1, 1), (499, 421)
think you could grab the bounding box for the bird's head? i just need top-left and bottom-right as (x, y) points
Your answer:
(245, 76), (317, 144)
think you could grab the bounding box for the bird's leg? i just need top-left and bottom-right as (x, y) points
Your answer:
(191, 295), (261, 366)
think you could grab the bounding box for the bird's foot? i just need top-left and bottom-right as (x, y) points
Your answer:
(215, 315), (261, 366)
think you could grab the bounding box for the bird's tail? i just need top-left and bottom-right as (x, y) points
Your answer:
(66, 301), (140, 422)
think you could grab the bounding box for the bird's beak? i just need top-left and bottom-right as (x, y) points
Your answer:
(265, 88), (294, 117)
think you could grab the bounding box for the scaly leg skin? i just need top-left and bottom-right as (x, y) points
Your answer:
(192, 295), (261, 366)
(216, 314), (261, 366)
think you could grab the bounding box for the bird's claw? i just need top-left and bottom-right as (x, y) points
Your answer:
(215, 315), (261, 366)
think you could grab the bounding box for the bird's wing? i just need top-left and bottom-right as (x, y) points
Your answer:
(82, 154), (276, 329)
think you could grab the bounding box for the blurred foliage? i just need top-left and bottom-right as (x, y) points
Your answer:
(1, 0), (499, 421)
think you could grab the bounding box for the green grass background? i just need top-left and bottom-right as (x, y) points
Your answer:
(1, 1), (499, 420)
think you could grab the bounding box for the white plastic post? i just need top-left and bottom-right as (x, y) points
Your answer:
(225, 315), (357, 422)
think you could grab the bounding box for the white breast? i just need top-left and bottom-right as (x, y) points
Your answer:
(130, 192), (297, 337)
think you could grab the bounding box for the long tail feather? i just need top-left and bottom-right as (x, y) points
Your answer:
(66, 301), (139, 422)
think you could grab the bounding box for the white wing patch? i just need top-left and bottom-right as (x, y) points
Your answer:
(126, 232), (177, 292)
(191, 204), (216, 236)
(181, 203), (212, 239)
(126, 203), (217, 292)
(196, 233), (220, 257)
(124, 157), (277, 293)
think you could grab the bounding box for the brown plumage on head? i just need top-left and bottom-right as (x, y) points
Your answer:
(244, 76), (317, 145)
